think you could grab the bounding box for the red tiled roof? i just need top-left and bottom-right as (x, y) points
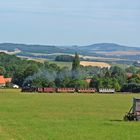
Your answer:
(5, 78), (12, 83)
(0, 76), (5, 84)
(0, 75), (12, 84)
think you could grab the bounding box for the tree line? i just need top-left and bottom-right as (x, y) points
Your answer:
(0, 52), (140, 92)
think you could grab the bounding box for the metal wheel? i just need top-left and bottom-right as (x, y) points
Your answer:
(123, 114), (129, 121)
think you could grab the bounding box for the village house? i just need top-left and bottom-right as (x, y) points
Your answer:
(0, 75), (12, 87)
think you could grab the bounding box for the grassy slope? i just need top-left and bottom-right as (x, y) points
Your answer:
(0, 89), (140, 140)
(21, 56), (72, 69)
(50, 61), (72, 69)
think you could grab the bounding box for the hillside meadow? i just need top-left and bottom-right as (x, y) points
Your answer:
(0, 89), (140, 140)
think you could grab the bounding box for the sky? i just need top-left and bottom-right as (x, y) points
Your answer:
(0, 0), (140, 47)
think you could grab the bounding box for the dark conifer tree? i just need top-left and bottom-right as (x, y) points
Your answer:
(71, 53), (80, 79)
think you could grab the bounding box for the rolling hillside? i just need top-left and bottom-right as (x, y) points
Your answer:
(79, 43), (140, 52)
(0, 43), (140, 62)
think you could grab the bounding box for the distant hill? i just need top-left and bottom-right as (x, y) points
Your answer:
(0, 42), (139, 53)
(0, 43), (140, 62)
(0, 43), (62, 54)
(1, 43), (140, 52)
(78, 43), (140, 52)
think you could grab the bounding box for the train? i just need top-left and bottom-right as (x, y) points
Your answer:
(21, 87), (115, 93)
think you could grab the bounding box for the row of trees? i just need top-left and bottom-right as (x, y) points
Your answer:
(0, 52), (140, 92)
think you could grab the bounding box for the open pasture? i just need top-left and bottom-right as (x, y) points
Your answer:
(0, 89), (140, 140)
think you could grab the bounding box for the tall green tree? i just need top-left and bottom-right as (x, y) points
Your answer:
(71, 53), (80, 79)
(24, 64), (39, 78)
(72, 53), (80, 70)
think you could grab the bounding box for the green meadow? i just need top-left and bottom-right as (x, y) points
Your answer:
(0, 89), (140, 140)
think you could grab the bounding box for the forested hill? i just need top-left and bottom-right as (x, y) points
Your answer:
(0, 43), (61, 53)
(79, 43), (140, 52)
(0, 43), (140, 53)
(0, 43), (140, 61)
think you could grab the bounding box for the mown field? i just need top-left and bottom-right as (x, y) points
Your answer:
(0, 89), (140, 140)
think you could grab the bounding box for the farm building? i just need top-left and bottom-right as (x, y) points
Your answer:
(0, 75), (12, 87)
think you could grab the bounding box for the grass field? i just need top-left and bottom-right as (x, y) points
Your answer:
(80, 61), (110, 68)
(0, 89), (140, 140)
(50, 61), (72, 69)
